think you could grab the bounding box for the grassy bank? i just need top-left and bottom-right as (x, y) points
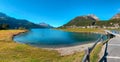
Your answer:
(0, 30), (84, 62)
(0, 30), (27, 41)
(108, 28), (120, 31)
(55, 28), (105, 34)
(90, 39), (109, 62)
(90, 43), (103, 62)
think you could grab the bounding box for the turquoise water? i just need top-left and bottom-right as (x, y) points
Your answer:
(14, 29), (102, 48)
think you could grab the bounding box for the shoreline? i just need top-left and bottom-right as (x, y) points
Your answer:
(12, 29), (103, 56)
(44, 43), (94, 56)
(12, 30), (28, 41)
(54, 28), (106, 35)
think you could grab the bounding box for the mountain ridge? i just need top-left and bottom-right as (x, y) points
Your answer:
(0, 12), (52, 29)
(39, 22), (53, 28)
(63, 14), (99, 26)
(62, 13), (120, 28)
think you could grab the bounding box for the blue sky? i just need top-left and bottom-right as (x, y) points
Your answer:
(0, 0), (120, 27)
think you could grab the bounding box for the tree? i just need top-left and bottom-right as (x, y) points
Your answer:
(0, 24), (2, 29)
(0, 24), (9, 30)
(92, 22), (96, 26)
(2, 24), (9, 29)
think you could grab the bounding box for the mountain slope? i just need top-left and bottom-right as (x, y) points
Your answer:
(111, 13), (120, 20)
(63, 14), (99, 26)
(61, 13), (120, 28)
(0, 12), (44, 29)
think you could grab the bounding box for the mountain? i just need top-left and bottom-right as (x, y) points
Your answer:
(111, 13), (120, 20)
(0, 12), (7, 17)
(39, 22), (53, 28)
(87, 14), (99, 21)
(61, 13), (120, 28)
(63, 14), (99, 26)
(0, 12), (45, 29)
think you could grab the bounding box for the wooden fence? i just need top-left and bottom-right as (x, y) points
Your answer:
(82, 35), (105, 62)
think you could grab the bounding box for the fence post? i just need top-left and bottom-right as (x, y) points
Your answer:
(87, 47), (90, 62)
(82, 35), (104, 62)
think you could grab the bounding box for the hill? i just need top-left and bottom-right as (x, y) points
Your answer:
(63, 14), (99, 27)
(0, 12), (45, 29)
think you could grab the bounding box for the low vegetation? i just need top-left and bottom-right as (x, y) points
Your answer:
(60, 52), (85, 62)
(0, 30), (27, 41)
(90, 39), (109, 62)
(90, 43), (103, 62)
(0, 30), (85, 62)
(56, 28), (105, 34)
(108, 28), (120, 31)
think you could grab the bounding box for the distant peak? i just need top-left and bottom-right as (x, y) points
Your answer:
(111, 13), (120, 19)
(39, 22), (53, 28)
(39, 22), (48, 25)
(115, 13), (120, 15)
(0, 12), (7, 17)
(78, 14), (99, 21)
(87, 14), (96, 16)
(87, 14), (99, 21)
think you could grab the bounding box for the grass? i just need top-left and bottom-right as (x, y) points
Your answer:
(90, 39), (109, 62)
(0, 42), (60, 62)
(55, 28), (105, 34)
(0, 30), (27, 41)
(0, 30), (85, 62)
(60, 52), (85, 62)
(108, 28), (120, 31)
(90, 43), (103, 62)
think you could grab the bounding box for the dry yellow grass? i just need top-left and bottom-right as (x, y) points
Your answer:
(0, 30), (26, 41)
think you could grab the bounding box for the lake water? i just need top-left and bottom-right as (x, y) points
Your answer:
(14, 29), (102, 48)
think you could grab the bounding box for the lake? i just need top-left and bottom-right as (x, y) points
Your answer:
(14, 29), (103, 48)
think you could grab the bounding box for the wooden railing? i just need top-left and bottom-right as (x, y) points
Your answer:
(82, 35), (104, 62)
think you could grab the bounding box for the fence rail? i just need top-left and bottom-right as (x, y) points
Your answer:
(82, 35), (104, 62)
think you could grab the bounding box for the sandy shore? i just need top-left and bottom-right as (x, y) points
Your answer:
(44, 43), (94, 56)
